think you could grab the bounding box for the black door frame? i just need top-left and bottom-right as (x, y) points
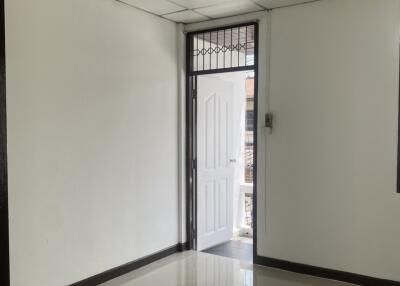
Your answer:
(185, 22), (259, 259)
(0, 0), (9, 284)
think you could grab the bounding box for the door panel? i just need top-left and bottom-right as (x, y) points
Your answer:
(217, 179), (228, 230)
(205, 181), (215, 234)
(205, 95), (216, 169)
(197, 75), (234, 251)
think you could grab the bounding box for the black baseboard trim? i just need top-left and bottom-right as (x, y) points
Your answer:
(70, 242), (188, 286)
(177, 241), (190, 252)
(254, 256), (400, 286)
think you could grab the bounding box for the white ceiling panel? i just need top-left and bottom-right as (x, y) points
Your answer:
(117, 0), (321, 23)
(118, 0), (185, 15)
(163, 10), (210, 23)
(194, 1), (263, 19)
(170, 0), (237, 9)
(253, 0), (317, 9)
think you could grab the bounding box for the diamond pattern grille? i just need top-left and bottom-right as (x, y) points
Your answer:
(189, 24), (256, 74)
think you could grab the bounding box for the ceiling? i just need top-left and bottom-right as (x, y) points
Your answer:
(118, 0), (318, 24)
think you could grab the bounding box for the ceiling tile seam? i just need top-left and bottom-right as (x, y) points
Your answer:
(161, 8), (189, 16)
(183, 9), (267, 26)
(191, 0), (266, 16)
(191, 9), (215, 20)
(269, 0), (321, 10)
(173, 0), (323, 24)
(247, 0), (268, 10)
(198, 10), (263, 20)
(115, 0), (180, 23)
(160, 8), (188, 15)
(160, 9), (213, 21)
(116, 0), (322, 25)
(164, 0), (191, 10)
(116, 0), (265, 21)
(168, 0), (235, 11)
(179, 0), (322, 12)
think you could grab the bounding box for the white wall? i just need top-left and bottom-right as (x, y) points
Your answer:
(261, 0), (400, 281)
(5, 0), (179, 285)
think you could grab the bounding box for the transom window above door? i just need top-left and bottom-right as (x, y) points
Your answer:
(188, 24), (257, 75)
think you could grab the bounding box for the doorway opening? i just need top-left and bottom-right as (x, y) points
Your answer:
(186, 23), (258, 263)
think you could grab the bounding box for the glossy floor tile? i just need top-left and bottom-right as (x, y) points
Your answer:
(101, 251), (355, 286)
(202, 238), (253, 262)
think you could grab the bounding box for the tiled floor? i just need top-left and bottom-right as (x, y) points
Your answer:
(101, 251), (355, 286)
(202, 238), (253, 262)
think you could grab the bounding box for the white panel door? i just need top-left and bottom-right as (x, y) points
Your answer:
(197, 75), (234, 251)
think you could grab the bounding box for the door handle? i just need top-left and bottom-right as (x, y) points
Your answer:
(229, 159), (237, 163)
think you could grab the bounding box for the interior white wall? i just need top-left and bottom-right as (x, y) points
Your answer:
(261, 0), (400, 281)
(5, 0), (180, 285)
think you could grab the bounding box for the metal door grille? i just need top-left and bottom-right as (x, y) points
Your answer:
(188, 23), (257, 75)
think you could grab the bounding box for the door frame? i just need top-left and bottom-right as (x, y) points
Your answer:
(0, 0), (9, 284)
(185, 22), (259, 258)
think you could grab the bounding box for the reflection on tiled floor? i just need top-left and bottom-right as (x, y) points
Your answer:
(202, 238), (253, 262)
(101, 251), (355, 286)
